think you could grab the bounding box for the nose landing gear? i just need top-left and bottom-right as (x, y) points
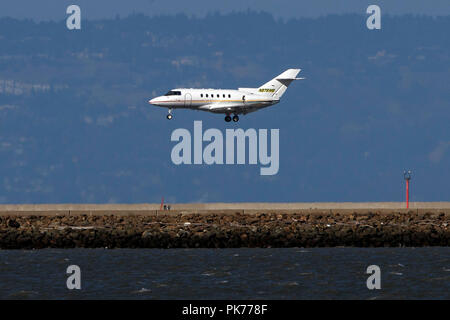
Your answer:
(225, 115), (231, 122)
(166, 109), (173, 120)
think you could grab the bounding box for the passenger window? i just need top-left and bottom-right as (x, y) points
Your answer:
(228, 94), (231, 98)
(223, 94), (225, 98)
(206, 94), (208, 98)
(201, 94), (203, 98)
(217, 94), (219, 98)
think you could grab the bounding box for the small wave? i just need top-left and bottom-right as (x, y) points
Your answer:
(132, 288), (152, 294)
(428, 276), (450, 281)
(155, 283), (168, 287)
(389, 272), (403, 275)
(286, 267), (294, 270)
(9, 290), (38, 298)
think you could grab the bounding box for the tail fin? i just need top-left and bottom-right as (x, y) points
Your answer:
(258, 69), (303, 99)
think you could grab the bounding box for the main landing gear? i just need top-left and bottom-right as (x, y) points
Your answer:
(166, 109), (173, 120)
(225, 114), (239, 122)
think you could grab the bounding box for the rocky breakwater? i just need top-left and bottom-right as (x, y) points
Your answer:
(0, 210), (449, 249)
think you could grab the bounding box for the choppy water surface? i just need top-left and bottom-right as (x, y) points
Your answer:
(0, 248), (449, 299)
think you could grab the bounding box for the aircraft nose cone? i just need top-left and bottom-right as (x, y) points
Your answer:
(149, 98), (155, 104)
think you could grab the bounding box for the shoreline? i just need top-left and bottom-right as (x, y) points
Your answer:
(0, 206), (449, 248)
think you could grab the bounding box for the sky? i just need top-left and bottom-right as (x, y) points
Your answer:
(0, 4), (448, 203)
(0, 0), (449, 21)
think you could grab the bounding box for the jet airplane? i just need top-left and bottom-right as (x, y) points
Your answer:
(149, 69), (304, 122)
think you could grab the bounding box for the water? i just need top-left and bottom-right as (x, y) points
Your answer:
(0, 248), (449, 299)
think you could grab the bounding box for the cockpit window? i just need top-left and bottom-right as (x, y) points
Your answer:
(165, 90), (181, 96)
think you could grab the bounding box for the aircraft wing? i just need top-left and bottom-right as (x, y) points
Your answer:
(199, 103), (264, 115)
(199, 103), (242, 112)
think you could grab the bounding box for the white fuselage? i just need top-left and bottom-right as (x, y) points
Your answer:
(148, 68), (302, 121)
(149, 88), (279, 115)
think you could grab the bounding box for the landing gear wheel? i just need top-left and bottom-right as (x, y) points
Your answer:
(225, 115), (231, 122)
(166, 109), (173, 120)
(232, 115), (239, 122)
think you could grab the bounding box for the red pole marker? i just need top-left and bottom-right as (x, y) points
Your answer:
(406, 179), (409, 209)
(160, 196), (164, 210)
(403, 170), (412, 209)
